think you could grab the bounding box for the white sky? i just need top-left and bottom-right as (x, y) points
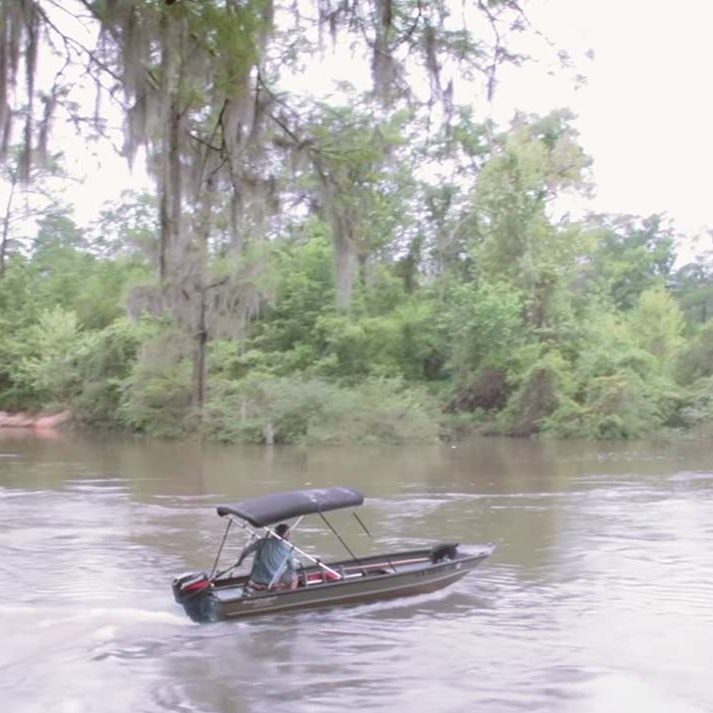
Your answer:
(493, 0), (713, 258)
(40, 0), (713, 261)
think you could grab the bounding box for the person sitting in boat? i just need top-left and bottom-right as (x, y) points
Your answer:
(237, 523), (299, 592)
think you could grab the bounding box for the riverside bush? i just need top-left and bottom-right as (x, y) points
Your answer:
(498, 351), (575, 436)
(118, 329), (194, 438)
(678, 375), (713, 435)
(73, 318), (159, 428)
(1, 112), (711, 444)
(204, 376), (440, 445)
(13, 308), (92, 408)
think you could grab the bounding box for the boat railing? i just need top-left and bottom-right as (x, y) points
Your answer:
(300, 555), (432, 585)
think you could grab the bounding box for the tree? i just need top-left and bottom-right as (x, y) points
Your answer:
(0, 147), (67, 277)
(470, 111), (591, 287)
(628, 288), (684, 368)
(453, 110), (592, 361)
(304, 102), (415, 309)
(89, 189), (158, 261)
(10, 1), (626, 441)
(671, 236), (713, 326)
(586, 213), (676, 310)
(2, 0), (533, 270)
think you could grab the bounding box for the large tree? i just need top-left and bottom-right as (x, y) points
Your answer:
(1, 0), (533, 414)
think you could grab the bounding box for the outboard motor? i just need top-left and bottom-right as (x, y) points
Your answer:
(172, 571), (211, 603)
(172, 571), (219, 622)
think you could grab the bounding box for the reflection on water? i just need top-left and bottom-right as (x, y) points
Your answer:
(1, 432), (712, 713)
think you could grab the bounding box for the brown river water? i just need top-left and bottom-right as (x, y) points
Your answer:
(1, 431), (712, 713)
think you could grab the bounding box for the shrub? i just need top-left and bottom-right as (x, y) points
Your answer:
(498, 351), (575, 436)
(678, 375), (713, 435)
(442, 280), (529, 379)
(73, 318), (158, 428)
(14, 308), (93, 408)
(676, 321), (713, 385)
(578, 370), (663, 439)
(118, 329), (194, 438)
(204, 376), (440, 445)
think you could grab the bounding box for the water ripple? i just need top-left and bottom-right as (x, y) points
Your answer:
(2, 441), (713, 713)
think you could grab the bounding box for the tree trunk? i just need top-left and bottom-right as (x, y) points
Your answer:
(190, 179), (215, 419)
(157, 13), (183, 283)
(168, 98), (183, 270)
(334, 233), (357, 311)
(0, 176), (16, 279)
(158, 175), (169, 281)
(192, 289), (208, 413)
(158, 104), (183, 281)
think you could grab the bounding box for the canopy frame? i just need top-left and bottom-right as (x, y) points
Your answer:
(211, 487), (366, 585)
(212, 515), (342, 583)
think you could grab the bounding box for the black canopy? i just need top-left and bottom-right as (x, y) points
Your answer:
(216, 487), (364, 527)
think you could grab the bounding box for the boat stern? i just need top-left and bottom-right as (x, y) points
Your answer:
(172, 571), (211, 602)
(171, 571), (219, 622)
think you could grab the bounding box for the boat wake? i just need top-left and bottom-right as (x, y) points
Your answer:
(0, 603), (189, 627)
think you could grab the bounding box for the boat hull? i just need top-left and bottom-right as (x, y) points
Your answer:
(175, 545), (494, 622)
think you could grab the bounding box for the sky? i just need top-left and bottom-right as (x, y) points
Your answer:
(492, 0), (713, 259)
(40, 0), (713, 262)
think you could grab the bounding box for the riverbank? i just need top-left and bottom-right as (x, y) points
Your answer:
(0, 410), (72, 430)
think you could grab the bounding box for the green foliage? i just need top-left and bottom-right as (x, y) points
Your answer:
(74, 259), (144, 330)
(13, 307), (92, 408)
(676, 320), (713, 385)
(678, 376), (713, 435)
(248, 231), (444, 383)
(443, 280), (530, 380)
(204, 375), (440, 445)
(542, 304), (683, 438)
(254, 226), (336, 354)
(90, 190), (158, 260)
(118, 329), (194, 438)
(587, 215), (676, 310)
(628, 288), (684, 367)
(576, 371), (666, 439)
(499, 350), (576, 436)
(470, 111), (591, 286)
(304, 102), (417, 308)
(34, 212), (85, 253)
(672, 258), (713, 326)
(307, 298), (443, 381)
(0, 213), (145, 411)
(73, 318), (160, 428)
(0, 109), (711, 444)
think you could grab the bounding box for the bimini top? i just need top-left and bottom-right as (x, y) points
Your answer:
(216, 487), (364, 528)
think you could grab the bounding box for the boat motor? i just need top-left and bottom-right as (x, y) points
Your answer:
(172, 571), (211, 603)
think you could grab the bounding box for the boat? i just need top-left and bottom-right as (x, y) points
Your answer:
(172, 486), (495, 622)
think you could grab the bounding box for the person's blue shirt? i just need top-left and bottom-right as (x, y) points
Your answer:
(241, 535), (297, 586)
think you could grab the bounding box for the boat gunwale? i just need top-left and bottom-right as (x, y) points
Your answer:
(209, 545), (494, 605)
(202, 553), (491, 620)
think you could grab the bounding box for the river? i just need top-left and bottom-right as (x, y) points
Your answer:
(1, 431), (712, 713)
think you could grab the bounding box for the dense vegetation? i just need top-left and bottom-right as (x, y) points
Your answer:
(2, 2), (713, 444)
(2, 109), (713, 444)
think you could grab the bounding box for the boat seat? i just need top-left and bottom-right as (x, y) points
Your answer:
(430, 543), (459, 564)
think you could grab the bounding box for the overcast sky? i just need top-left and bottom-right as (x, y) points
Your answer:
(493, 0), (713, 258)
(54, 0), (713, 261)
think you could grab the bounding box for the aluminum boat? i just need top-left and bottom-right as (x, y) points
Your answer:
(172, 487), (495, 622)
